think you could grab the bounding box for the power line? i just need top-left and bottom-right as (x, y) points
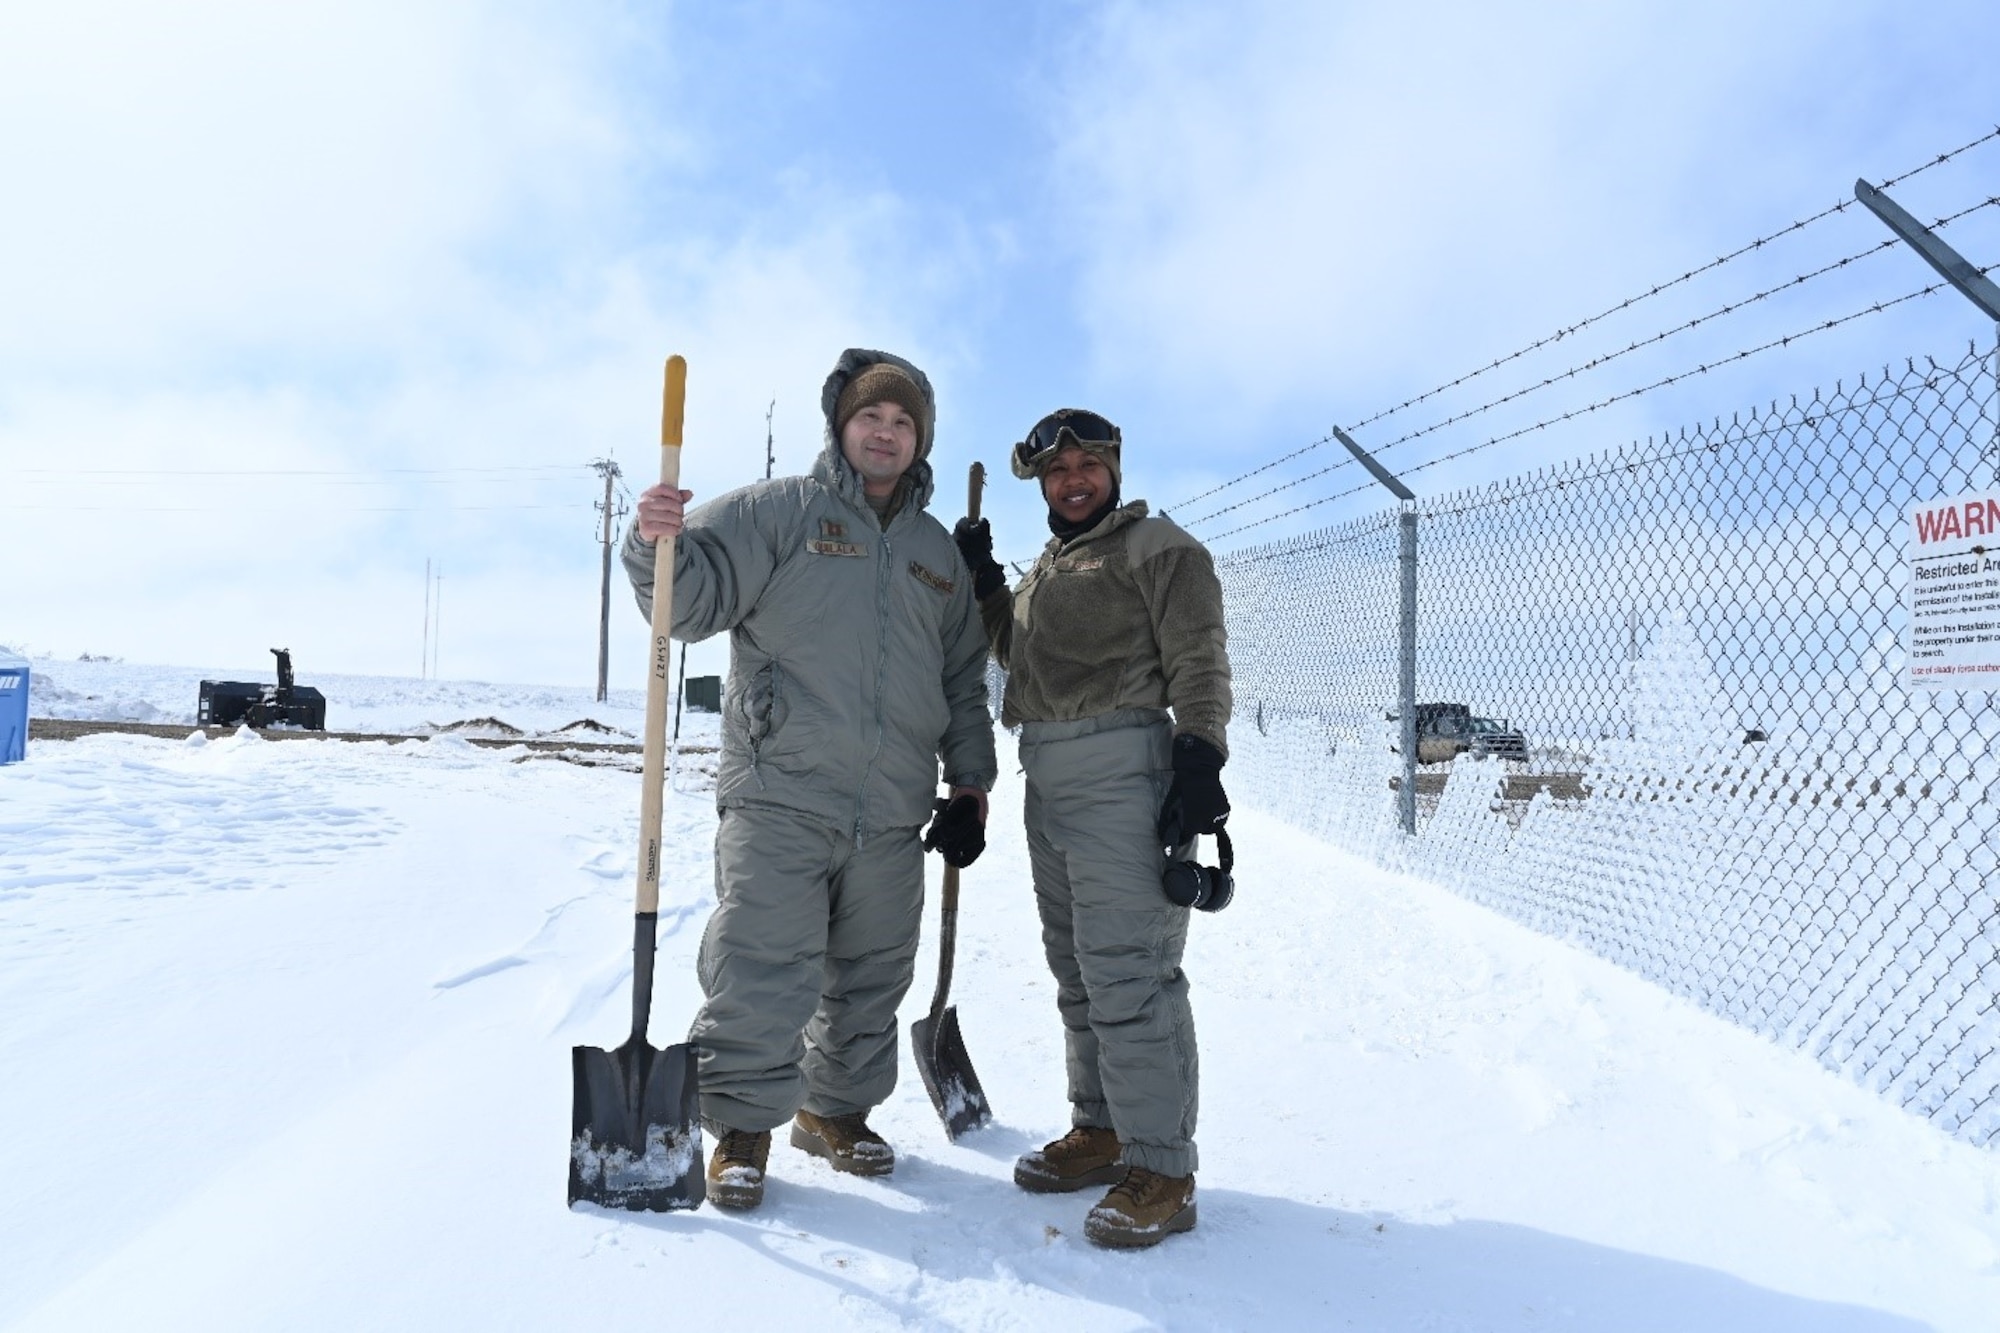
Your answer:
(8, 464), (594, 478)
(13, 474), (597, 488)
(0, 501), (597, 513)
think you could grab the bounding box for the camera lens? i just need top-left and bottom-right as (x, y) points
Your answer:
(1162, 861), (1204, 908)
(1161, 860), (1232, 911)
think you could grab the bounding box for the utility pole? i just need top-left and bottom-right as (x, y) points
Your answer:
(765, 398), (777, 480)
(1333, 426), (1420, 836)
(421, 559), (444, 680)
(433, 564), (443, 681)
(590, 457), (627, 702)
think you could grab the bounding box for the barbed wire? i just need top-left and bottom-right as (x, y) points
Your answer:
(1178, 453), (1360, 530)
(1214, 511), (1400, 569)
(1395, 272), (1990, 482)
(1180, 194), (2000, 532)
(1214, 341), (2000, 1147)
(1164, 124), (2000, 517)
(1418, 362), (1972, 524)
(1356, 196), (2000, 466)
(1204, 273), (1988, 546)
(1338, 127), (2000, 438)
(1211, 344), (1982, 571)
(1206, 478), (1377, 545)
(1160, 432), (1333, 520)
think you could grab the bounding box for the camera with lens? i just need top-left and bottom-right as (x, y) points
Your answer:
(1162, 827), (1234, 913)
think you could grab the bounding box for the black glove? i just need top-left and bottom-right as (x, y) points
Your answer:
(1157, 734), (1229, 848)
(952, 516), (1007, 600)
(922, 794), (986, 868)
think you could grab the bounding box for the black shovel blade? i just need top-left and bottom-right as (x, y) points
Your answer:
(569, 1037), (704, 1211)
(911, 1006), (992, 1140)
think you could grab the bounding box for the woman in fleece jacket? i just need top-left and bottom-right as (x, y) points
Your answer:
(953, 407), (1233, 1250)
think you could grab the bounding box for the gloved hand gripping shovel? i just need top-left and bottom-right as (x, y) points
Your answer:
(568, 355), (705, 1211)
(910, 461), (995, 1141)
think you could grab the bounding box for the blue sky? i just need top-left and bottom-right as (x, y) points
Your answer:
(4, 0), (1998, 688)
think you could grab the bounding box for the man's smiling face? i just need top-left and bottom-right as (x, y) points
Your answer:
(840, 400), (919, 497)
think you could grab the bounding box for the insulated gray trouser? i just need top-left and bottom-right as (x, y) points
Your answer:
(689, 804), (925, 1134)
(1020, 709), (1199, 1177)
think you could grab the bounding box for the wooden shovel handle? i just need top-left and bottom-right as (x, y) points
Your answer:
(636, 356), (685, 916)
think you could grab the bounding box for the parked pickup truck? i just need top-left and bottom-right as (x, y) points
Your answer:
(1394, 702), (1529, 764)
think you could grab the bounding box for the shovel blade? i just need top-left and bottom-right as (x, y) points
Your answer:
(569, 1037), (705, 1211)
(911, 1006), (992, 1140)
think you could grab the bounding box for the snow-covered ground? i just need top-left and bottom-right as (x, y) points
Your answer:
(3, 661), (1997, 1331)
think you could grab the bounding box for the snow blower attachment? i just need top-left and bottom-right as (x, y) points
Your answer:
(910, 461), (994, 1141)
(197, 648), (326, 730)
(568, 355), (705, 1212)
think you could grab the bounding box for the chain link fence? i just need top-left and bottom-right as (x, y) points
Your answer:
(1219, 341), (2000, 1147)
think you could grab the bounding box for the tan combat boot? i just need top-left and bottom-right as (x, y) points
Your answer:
(790, 1110), (896, 1177)
(705, 1128), (772, 1210)
(1013, 1125), (1126, 1194)
(1083, 1167), (1196, 1249)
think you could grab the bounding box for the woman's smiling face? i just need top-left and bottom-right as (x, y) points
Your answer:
(1040, 445), (1113, 525)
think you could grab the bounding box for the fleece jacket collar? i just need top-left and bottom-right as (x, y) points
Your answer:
(1043, 499), (1149, 557)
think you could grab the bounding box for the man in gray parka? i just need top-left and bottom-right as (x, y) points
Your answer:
(625, 348), (996, 1211)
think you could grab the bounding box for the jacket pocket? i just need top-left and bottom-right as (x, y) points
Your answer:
(742, 659), (826, 780)
(738, 661), (786, 772)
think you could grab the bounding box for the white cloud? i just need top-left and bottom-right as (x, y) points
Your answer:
(1038, 0), (2000, 531)
(12, 0), (1990, 679)
(1046, 2), (1781, 388)
(0, 2), (998, 684)
(0, 1), (657, 369)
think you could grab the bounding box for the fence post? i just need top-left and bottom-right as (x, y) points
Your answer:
(1854, 181), (2000, 484)
(1398, 505), (1418, 834)
(1333, 426), (1420, 835)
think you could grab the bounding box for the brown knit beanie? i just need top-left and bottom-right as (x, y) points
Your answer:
(835, 363), (933, 458)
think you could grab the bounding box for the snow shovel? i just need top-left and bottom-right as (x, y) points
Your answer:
(910, 461), (994, 1140)
(568, 354), (705, 1212)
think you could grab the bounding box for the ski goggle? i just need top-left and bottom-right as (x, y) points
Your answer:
(1014, 409), (1121, 475)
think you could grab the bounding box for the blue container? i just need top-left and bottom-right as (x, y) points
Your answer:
(0, 650), (27, 764)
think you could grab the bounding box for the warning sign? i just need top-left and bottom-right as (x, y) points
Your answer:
(1907, 489), (2000, 688)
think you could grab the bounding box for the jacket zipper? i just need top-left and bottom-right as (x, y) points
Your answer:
(853, 525), (894, 847)
(748, 660), (781, 790)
